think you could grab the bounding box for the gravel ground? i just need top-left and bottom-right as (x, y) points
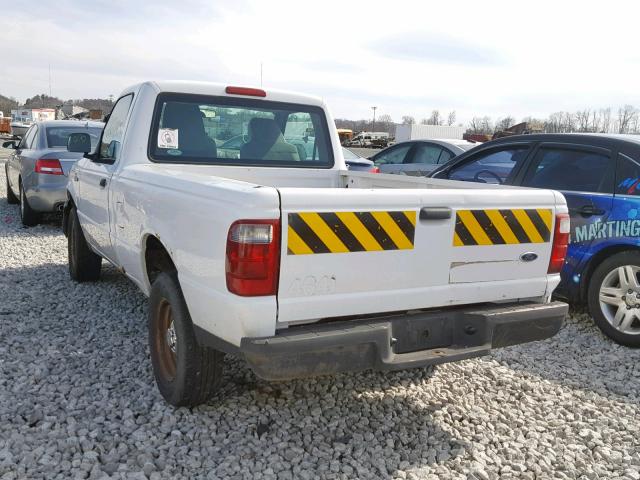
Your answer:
(1, 149), (639, 479)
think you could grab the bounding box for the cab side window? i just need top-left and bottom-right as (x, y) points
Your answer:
(100, 94), (133, 161)
(373, 144), (412, 165)
(523, 147), (612, 193)
(616, 153), (640, 196)
(448, 146), (529, 184)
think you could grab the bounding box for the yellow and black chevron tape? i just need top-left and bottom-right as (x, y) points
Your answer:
(454, 208), (553, 246)
(288, 211), (416, 255)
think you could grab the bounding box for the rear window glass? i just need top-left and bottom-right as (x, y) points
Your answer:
(149, 93), (334, 168)
(46, 126), (102, 150)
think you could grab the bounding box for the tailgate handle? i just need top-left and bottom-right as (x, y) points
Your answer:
(420, 207), (452, 220)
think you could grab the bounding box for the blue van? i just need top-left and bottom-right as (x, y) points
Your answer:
(430, 133), (640, 347)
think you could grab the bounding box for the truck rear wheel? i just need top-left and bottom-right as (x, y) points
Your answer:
(148, 271), (224, 406)
(588, 251), (640, 348)
(68, 206), (102, 282)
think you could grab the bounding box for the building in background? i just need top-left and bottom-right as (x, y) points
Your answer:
(395, 124), (466, 142)
(9, 108), (56, 136)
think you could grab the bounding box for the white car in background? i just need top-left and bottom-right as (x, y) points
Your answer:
(371, 139), (477, 176)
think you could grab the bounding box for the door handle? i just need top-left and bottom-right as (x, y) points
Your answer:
(575, 205), (604, 216)
(420, 207), (452, 220)
(99, 178), (107, 188)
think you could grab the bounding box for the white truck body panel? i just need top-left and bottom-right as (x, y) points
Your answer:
(278, 184), (560, 324)
(67, 80), (567, 349)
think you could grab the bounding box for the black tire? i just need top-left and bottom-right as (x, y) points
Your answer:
(68, 206), (102, 282)
(148, 271), (224, 407)
(19, 182), (41, 226)
(588, 251), (640, 348)
(5, 166), (18, 204)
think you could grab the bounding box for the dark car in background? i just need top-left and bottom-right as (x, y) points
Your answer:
(3, 120), (104, 226)
(430, 133), (640, 347)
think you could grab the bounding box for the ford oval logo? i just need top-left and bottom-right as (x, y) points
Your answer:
(520, 252), (538, 262)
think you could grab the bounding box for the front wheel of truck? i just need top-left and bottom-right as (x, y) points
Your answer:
(149, 271), (224, 407)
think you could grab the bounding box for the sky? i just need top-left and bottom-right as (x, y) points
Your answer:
(2, 0), (640, 125)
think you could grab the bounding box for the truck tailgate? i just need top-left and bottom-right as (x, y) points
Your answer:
(277, 187), (559, 324)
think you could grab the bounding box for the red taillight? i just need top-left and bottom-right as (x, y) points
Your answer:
(35, 158), (63, 175)
(548, 213), (570, 274)
(226, 219), (280, 296)
(225, 86), (267, 97)
(369, 166), (380, 173)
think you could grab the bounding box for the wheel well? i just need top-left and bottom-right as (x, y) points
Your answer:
(144, 236), (176, 286)
(580, 245), (640, 301)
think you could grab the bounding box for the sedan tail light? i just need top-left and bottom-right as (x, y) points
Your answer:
(548, 213), (570, 274)
(35, 158), (63, 175)
(226, 219), (280, 296)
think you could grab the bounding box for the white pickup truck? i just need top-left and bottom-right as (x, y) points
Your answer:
(63, 81), (569, 406)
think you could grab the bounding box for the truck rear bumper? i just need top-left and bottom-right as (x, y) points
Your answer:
(240, 301), (568, 381)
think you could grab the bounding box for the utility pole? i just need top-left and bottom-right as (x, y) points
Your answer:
(371, 106), (377, 132)
(260, 62), (263, 87)
(48, 64), (52, 97)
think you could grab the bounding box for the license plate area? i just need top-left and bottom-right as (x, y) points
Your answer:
(391, 312), (488, 354)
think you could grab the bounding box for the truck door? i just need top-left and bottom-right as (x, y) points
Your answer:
(76, 94), (133, 263)
(521, 143), (615, 287)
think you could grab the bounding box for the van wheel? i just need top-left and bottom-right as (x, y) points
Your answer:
(149, 271), (224, 406)
(588, 251), (640, 348)
(68, 206), (102, 282)
(19, 182), (41, 226)
(5, 166), (18, 204)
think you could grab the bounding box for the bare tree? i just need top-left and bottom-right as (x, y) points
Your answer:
(447, 110), (456, 126)
(575, 109), (591, 132)
(467, 116), (494, 135)
(494, 116), (515, 132)
(428, 110), (442, 125)
(401, 115), (416, 125)
(600, 108), (612, 133)
(617, 105), (637, 133)
(375, 114), (394, 134)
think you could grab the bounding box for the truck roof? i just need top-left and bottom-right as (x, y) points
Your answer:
(123, 81), (326, 109)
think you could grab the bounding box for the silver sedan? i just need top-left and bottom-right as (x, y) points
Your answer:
(3, 120), (103, 226)
(371, 139), (477, 176)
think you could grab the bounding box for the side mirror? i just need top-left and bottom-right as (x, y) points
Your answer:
(67, 132), (91, 153)
(2, 141), (16, 149)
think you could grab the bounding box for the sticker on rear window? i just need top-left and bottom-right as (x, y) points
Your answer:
(158, 128), (179, 149)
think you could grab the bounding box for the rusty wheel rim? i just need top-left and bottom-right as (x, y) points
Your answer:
(156, 299), (177, 381)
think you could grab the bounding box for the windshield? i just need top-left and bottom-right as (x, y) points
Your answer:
(46, 126), (102, 149)
(149, 93), (334, 168)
